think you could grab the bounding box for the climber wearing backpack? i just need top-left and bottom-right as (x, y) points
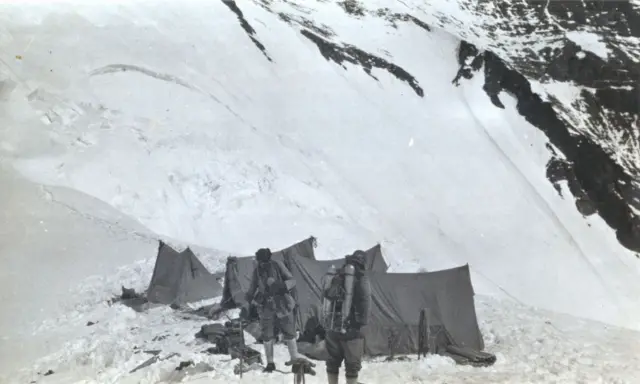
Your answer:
(322, 250), (372, 384)
(244, 248), (300, 372)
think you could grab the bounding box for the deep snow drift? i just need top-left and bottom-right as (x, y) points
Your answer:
(1, 1), (640, 383)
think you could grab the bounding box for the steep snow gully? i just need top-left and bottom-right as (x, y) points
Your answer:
(1, 0), (640, 381)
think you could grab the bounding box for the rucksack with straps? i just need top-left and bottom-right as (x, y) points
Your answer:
(323, 265), (347, 301)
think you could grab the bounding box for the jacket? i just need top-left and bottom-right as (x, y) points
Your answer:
(245, 259), (296, 318)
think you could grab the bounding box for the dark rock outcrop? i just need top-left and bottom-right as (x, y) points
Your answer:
(474, 0), (639, 176)
(453, 41), (640, 253)
(300, 29), (424, 97)
(221, 0), (273, 62)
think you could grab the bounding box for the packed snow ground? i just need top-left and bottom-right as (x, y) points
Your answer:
(19, 292), (640, 384)
(2, 1), (640, 383)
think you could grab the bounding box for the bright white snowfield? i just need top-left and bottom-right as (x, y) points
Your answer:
(1, 1), (640, 383)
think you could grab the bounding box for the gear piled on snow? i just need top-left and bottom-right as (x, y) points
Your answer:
(196, 319), (252, 357)
(197, 319), (265, 375)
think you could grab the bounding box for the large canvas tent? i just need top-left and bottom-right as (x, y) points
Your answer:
(147, 241), (222, 306)
(365, 266), (484, 354)
(288, 254), (488, 361)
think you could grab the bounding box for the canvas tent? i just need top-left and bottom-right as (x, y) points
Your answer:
(364, 266), (484, 355)
(288, 254), (488, 361)
(147, 241), (223, 306)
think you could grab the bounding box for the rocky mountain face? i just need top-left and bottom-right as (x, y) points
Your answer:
(457, 0), (640, 253)
(223, 0), (640, 254)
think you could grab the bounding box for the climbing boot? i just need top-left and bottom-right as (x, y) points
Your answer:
(263, 339), (275, 372)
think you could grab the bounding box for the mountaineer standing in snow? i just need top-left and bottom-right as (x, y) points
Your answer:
(244, 248), (300, 372)
(322, 250), (372, 384)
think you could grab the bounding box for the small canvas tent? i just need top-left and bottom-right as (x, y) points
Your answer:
(289, 254), (487, 360)
(147, 241), (222, 306)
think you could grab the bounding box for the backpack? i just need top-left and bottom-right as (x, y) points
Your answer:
(323, 266), (347, 301)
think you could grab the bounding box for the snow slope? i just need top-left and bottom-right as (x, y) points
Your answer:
(0, 164), (227, 380)
(0, 164), (157, 374)
(1, 1), (640, 383)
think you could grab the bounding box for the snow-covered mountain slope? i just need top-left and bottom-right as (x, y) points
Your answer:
(1, 0), (640, 382)
(2, 0), (640, 323)
(0, 165), (157, 374)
